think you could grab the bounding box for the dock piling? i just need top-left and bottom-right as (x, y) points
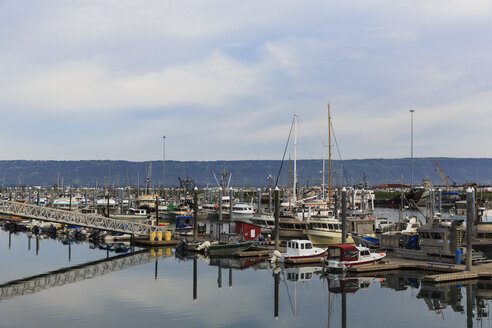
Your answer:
(342, 187), (347, 244)
(193, 187), (198, 240)
(466, 187), (474, 270)
(218, 187), (223, 221)
(274, 187), (280, 251)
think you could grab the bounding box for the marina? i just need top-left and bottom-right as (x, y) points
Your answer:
(3, 172), (492, 328)
(3, 0), (492, 326)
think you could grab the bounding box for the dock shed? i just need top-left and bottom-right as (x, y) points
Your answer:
(235, 221), (261, 241)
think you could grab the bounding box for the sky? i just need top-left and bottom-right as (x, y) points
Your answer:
(1, 0), (492, 161)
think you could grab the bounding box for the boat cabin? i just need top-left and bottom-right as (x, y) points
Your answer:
(175, 215), (194, 229)
(129, 208), (147, 216)
(232, 204), (254, 213)
(285, 240), (317, 257)
(328, 244), (367, 262)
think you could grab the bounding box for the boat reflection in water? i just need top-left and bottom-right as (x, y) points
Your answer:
(2, 222), (492, 328)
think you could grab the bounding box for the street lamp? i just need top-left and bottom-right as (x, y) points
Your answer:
(409, 109), (415, 187)
(162, 136), (166, 191)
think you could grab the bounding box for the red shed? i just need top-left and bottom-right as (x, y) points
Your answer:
(235, 221), (261, 241)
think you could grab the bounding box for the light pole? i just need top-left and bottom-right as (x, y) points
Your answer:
(162, 135), (166, 192)
(409, 109), (415, 187)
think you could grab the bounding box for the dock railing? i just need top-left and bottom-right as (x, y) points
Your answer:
(0, 199), (166, 235)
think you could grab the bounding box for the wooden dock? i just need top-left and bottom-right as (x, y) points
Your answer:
(347, 263), (402, 273)
(233, 250), (273, 258)
(422, 271), (479, 283)
(134, 239), (179, 247)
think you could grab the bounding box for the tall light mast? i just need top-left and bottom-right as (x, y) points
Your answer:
(328, 104), (332, 205)
(293, 114), (297, 204)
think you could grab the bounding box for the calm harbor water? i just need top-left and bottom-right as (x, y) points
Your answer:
(0, 210), (489, 328)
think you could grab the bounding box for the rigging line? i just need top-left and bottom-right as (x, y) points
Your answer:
(280, 270), (296, 316)
(296, 117), (314, 161)
(330, 120), (350, 186)
(275, 116), (296, 188)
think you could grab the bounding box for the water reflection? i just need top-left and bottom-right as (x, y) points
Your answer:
(3, 224), (492, 327)
(0, 248), (176, 301)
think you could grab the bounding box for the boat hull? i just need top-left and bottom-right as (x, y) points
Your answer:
(280, 249), (328, 263)
(308, 230), (355, 246)
(327, 255), (385, 271)
(208, 241), (254, 256)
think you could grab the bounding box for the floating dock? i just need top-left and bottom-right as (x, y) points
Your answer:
(423, 271), (479, 283)
(134, 239), (179, 247)
(233, 249), (273, 258)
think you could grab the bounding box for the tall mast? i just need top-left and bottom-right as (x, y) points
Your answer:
(322, 140), (326, 202)
(293, 114), (297, 205)
(328, 104), (332, 205)
(288, 155), (292, 208)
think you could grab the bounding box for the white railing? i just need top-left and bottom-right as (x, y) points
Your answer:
(0, 199), (167, 235)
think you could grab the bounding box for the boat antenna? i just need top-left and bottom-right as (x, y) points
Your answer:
(275, 115), (296, 188)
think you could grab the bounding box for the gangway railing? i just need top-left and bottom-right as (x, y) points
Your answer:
(0, 199), (167, 235)
(0, 249), (168, 300)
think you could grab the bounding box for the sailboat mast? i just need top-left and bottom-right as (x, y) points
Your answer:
(293, 114), (297, 205)
(289, 155), (292, 208)
(328, 104), (332, 205)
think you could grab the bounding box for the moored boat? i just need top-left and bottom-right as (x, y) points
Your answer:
(326, 244), (386, 270)
(272, 239), (327, 263)
(307, 217), (355, 246)
(208, 240), (254, 256)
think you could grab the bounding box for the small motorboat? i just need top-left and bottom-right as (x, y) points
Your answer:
(271, 239), (327, 264)
(326, 244), (386, 271)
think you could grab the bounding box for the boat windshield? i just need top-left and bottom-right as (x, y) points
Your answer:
(305, 243), (312, 249)
(344, 250), (359, 260)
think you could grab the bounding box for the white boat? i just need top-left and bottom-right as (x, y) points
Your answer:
(375, 217), (392, 232)
(250, 214), (275, 235)
(326, 244), (386, 271)
(272, 239), (327, 263)
(307, 217), (355, 246)
(129, 208), (148, 217)
(346, 189), (375, 217)
(231, 203), (255, 221)
(96, 196), (117, 208)
(53, 197), (79, 210)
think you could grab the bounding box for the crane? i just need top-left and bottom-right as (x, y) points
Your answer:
(434, 160), (450, 188)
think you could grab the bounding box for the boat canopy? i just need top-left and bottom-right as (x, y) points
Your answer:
(328, 244), (359, 262)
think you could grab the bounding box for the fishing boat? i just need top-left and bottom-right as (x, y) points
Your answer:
(272, 239), (327, 263)
(307, 217), (355, 246)
(249, 214), (275, 235)
(230, 203), (255, 221)
(278, 217), (309, 240)
(326, 244), (386, 270)
(208, 240), (254, 256)
(207, 233), (254, 256)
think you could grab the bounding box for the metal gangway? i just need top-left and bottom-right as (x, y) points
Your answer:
(0, 199), (167, 235)
(0, 249), (169, 301)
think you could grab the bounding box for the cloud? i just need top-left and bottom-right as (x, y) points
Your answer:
(1, 0), (492, 160)
(0, 53), (259, 112)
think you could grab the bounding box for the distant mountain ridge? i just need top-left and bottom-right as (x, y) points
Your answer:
(0, 158), (491, 188)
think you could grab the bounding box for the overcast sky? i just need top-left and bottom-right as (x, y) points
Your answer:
(1, 0), (491, 161)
